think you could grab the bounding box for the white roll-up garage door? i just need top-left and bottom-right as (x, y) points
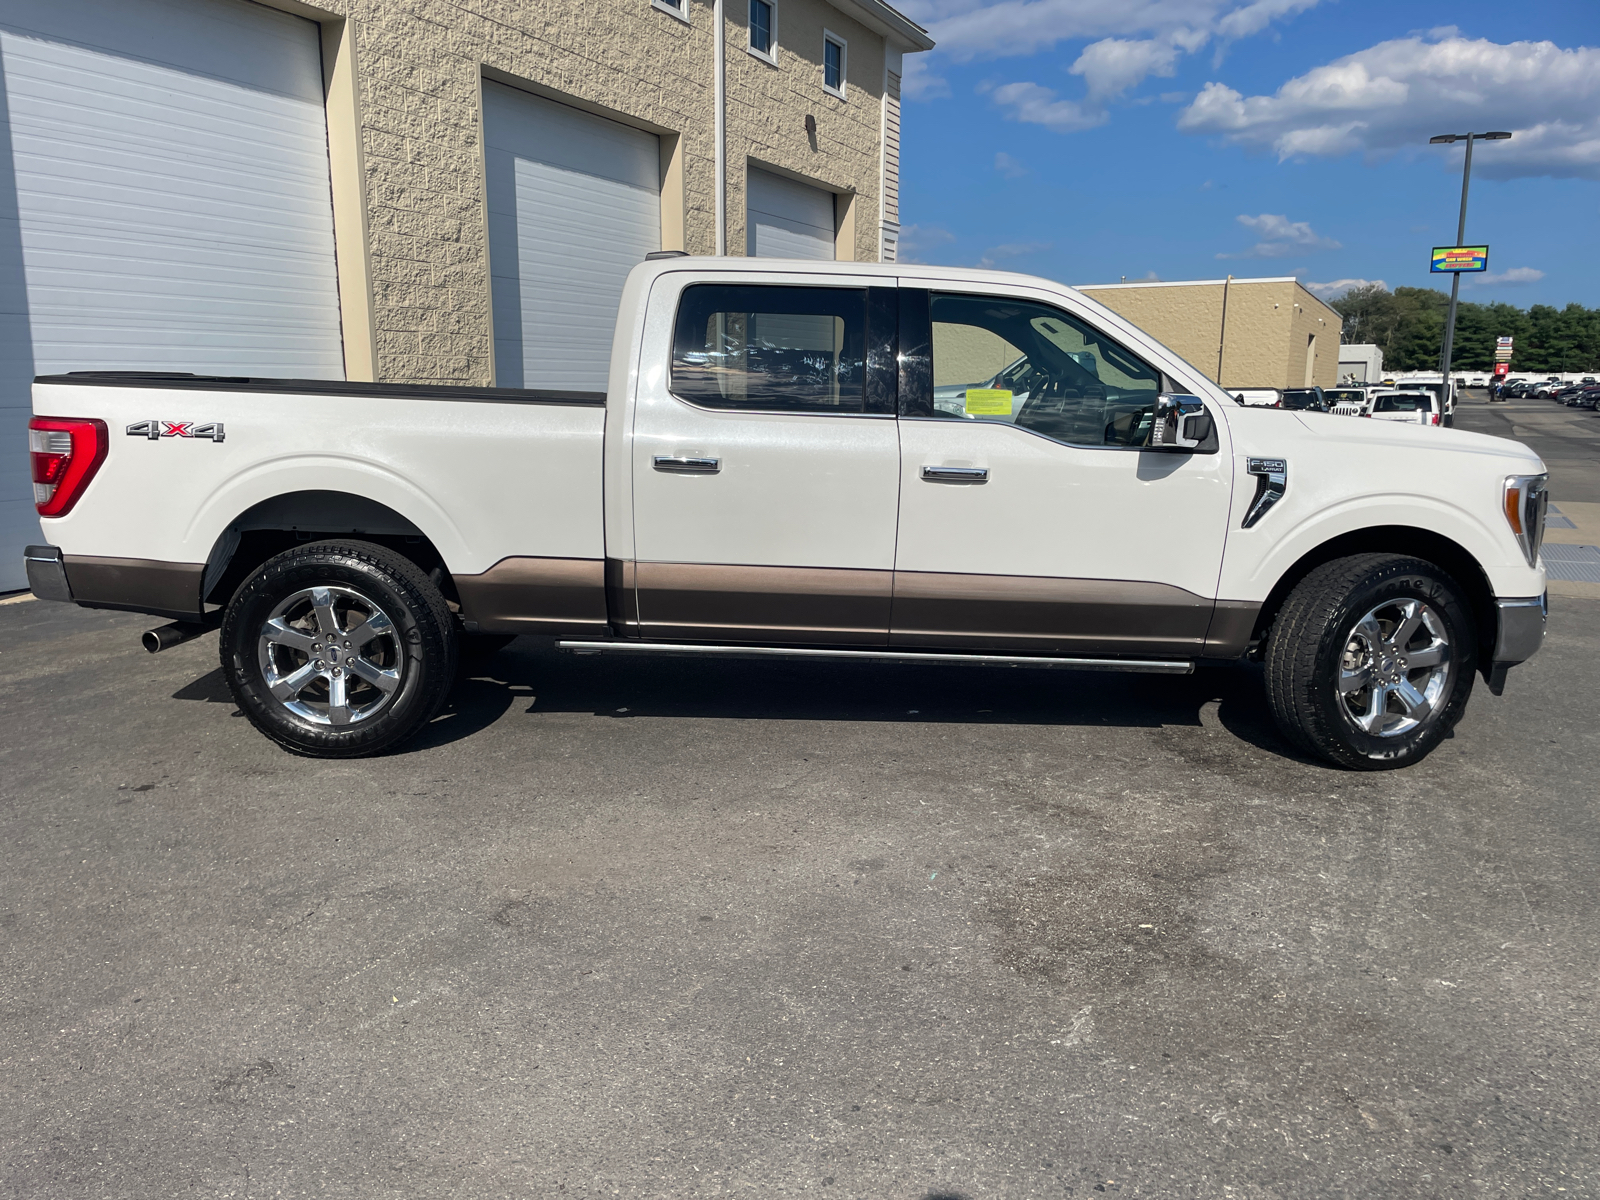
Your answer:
(747, 168), (836, 260)
(0, 0), (344, 589)
(483, 82), (660, 393)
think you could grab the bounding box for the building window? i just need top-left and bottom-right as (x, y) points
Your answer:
(748, 0), (775, 63)
(822, 31), (846, 98)
(651, 0), (690, 22)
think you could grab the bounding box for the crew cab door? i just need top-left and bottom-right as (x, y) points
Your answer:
(890, 285), (1233, 658)
(628, 274), (899, 643)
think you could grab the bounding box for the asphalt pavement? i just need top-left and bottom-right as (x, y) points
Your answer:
(2, 401), (1598, 1198)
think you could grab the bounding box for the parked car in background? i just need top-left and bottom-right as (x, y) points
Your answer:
(1469, 376), (1487, 388)
(1325, 388), (1369, 416)
(1367, 390), (1441, 425)
(1279, 387), (1330, 412)
(1230, 388), (1283, 407)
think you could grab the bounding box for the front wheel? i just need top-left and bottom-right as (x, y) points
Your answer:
(220, 540), (458, 757)
(1264, 554), (1477, 770)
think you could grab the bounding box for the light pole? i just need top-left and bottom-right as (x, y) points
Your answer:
(1429, 130), (1511, 380)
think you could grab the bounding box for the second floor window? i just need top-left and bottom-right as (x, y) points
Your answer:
(749, 0), (772, 56)
(823, 36), (843, 93)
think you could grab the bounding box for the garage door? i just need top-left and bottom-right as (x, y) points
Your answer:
(0, 0), (344, 589)
(483, 82), (660, 393)
(747, 168), (836, 260)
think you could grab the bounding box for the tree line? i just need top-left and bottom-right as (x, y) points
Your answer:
(1331, 285), (1600, 373)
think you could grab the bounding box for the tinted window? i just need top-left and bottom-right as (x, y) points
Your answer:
(749, 0), (771, 53)
(927, 293), (1162, 448)
(671, 284), (867, 413)
(824, 39), (843, 90)
(1281, 389), (1325, 410)
(1325, 389), (1364, 404)
(1374, 394), (1427, 412)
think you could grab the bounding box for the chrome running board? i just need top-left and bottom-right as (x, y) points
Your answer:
(557, 640), (1193, 674)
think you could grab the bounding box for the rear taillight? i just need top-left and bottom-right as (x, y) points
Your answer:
(28, 416), (107, 516)
(1431, 412), (1441, 425)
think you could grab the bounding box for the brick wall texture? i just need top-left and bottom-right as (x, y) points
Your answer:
(303, 0), (891, 386)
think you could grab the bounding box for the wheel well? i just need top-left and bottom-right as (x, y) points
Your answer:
(202, 491), (458, 609)
(1252, 526), (1497, 664)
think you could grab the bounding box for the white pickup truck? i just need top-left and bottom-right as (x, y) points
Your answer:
(24, 258), (1549, 769)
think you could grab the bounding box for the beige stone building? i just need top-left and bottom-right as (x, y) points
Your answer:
(1076, 278), (1342, 391)
(0, 0), (932, 588)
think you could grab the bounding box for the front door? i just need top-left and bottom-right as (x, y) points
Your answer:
(890, 286), (1233, 658)
(630, 278), (899, 644)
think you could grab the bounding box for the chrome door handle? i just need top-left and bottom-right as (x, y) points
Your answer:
(921, 465), (988, 483)
(653, 455), (721, 474)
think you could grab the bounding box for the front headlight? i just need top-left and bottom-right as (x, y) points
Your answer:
(1502, 473), (1548, 568)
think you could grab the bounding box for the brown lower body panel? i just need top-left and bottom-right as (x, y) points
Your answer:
(63, 556), (203, 620)
(453, 557), (608, 635)
(889, 571), (1215, 658)
(635, 562), (893, 645)
(1203, 599), (1262, 659)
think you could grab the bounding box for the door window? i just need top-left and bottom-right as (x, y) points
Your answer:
(927, 293), (1163, 447)
(671, 284), (869, 413)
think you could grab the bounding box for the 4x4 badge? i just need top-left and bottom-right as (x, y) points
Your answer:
(125, 420), (225, 443)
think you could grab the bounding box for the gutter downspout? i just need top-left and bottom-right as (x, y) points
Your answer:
(714, 0), (726, 255)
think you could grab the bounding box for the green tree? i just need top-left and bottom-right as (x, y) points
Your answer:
(1330, 285), (1599, 375)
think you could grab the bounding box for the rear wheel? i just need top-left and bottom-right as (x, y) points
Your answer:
(1265, 554), (1477, 770)
(220, 540), (457, 757)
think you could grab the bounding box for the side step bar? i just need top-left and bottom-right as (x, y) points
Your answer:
(557, 640), (1193, 675)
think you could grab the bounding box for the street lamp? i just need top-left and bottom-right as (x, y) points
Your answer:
(1429, 131), (1512, 382)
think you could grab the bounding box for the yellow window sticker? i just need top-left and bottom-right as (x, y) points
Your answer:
(964, 388), (1013, 416)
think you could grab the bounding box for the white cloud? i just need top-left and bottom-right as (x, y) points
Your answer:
(897, 0), (1319, 63)
(1214, 0), (1320, 39)
(1303, 278), (1386, 300)
(897, 224), (957, 264)
(1219, 213), (1341, 258)
(901, 55), (950, 100)
(975, 241), (1052, 268)
(994, 151), (1029, 178)
(1069, 37), (1185, 101)
(985, 81), (1107, 132)
(1467, 267), (1545, 287)
(1178, 34), (1600, 179)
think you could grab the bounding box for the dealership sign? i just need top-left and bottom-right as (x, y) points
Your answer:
(1432, 245), (1489, 273)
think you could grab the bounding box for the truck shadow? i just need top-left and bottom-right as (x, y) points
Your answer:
(400, 638), (1311, 763)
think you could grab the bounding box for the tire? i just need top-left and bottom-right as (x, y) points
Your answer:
(1264, 554), (1477, 770)
(220, 540), (458, 757)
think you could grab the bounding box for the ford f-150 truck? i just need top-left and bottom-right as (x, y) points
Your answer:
(23, 258), (1549, 769)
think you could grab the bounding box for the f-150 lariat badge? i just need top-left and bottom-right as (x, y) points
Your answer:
(125, 420), (225, 443)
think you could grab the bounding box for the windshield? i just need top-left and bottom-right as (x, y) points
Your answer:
(1281, 390), (1323, 409)
(1324, 390), (1364, 404)
(1374, 394), (1429, 412)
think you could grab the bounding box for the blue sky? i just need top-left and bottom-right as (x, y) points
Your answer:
(894, 0), (1600, 307)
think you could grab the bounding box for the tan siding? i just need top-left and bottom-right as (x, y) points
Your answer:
(1079, 279), (1342, 390)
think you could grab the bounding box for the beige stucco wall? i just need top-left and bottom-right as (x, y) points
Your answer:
(727, 0), (885, 263)
(258, 0), (897, 386)
(1079, 279), (1340, 390)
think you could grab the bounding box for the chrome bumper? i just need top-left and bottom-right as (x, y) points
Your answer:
(1485, 593), (1547, 694)
(23, 544), (73, 603)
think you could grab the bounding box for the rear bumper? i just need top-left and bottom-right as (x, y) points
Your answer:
(1484, 593), (1547, 695)
(24, 545), (72, 602)
(20, 544), (202, 619)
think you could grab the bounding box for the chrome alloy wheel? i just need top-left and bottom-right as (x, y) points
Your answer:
(1336, 598), (1452, 738)
(257, 586), (404, 726)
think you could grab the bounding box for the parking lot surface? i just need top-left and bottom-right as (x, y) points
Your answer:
(3, 396), (1599, 1199)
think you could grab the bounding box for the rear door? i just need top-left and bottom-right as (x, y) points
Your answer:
(890, 285), (1233, 658)
(628, 273), (899, 644)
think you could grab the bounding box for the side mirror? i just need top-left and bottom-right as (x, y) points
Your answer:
(1149, 393), (1213, 451)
